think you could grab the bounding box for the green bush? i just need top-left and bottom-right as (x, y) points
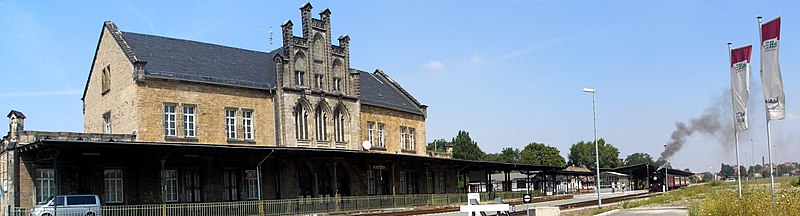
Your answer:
(708, 180), (723, 187)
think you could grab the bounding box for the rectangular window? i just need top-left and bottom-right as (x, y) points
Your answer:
(333, 78), (342, 91)
(377, 123), (385, 147)
(437, 172), (446, 194)
(314, 74), (324, 89)
(426, 171), (434, 194)
(35, 169), (54, 203)
(104, 169), (124, 203)
(102, 65), (111, 93)
(408, 128), (416, 150)
(399, 171), (407, 194)
(400, 127), (407, 149)
(226, 109), (237, 139)
(164, 105), (177, 136)
(517, 180), (526, 189)
(183, 106), (196, 137)
(367, 170), (376, 195)
(367, 122), (375, 146)
(296, 71), (305, 86)
(103, 112), (112, 134)
(245, 170), (258, 199)
(163, 170), (179, 202)
(243, 110), (253, 140)
(223, 169), (238, 201)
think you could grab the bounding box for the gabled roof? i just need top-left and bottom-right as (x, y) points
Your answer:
(358, 70), (425, 115)
(121, 32), (279, 90)
(90, 21), (426, 116)
(7, 110), (25, 118)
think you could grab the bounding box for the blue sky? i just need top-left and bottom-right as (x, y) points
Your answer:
(1, 0), (798, 172)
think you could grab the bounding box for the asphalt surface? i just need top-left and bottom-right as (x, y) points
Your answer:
(605, 207), (688, 216)
(424, 190), (649, 216)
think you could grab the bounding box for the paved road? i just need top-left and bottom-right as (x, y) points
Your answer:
(424, 190), (649, 216)
(605, 207), (688, 216)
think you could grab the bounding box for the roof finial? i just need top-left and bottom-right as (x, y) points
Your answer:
(269, 25), (273, 50)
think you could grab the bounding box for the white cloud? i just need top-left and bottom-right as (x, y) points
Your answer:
(787, 112), (800, 121)
(0, 90), (82, 98)
(422, 60), (444, 70)
(470, 55), (483, 63)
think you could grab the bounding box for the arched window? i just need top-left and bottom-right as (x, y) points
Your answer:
(294, 104), (308, 140)
(297, 165), (314, 197)
(313, 34), (325, 61)
(317, 166), (332, 197)
(332, 60), (344, 93)
(334, 108), (346, 143)
(315, 106), (327, 142)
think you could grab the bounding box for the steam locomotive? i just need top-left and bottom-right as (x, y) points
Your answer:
(649, 172), (689, 192)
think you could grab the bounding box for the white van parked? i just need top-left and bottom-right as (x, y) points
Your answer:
(30, 194), (102, 216)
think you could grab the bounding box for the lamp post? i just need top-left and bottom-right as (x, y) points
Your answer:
(663, 144), (668, 192)
(582, 87), (601, 208)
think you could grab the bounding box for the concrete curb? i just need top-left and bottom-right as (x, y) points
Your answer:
(594, 209), (620, 216)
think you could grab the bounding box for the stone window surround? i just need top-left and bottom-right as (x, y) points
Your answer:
(183, 105), (197, 138)
(103, 111), (112, 134)
(242, 109), (254, 141)
(225, 108), (237, 140)
(163, 103), (201, 142)
(101, 65), (111, 95)
(163, 103), (178, 137)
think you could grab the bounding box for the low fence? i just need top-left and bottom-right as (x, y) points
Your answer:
(15, 191), (532, 216)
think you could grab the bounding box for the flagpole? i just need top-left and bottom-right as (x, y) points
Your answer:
(758, 16), (776, 203)
(728, 42), (743, 199)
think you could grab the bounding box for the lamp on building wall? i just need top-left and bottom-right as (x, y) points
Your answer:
(582, 87), (601, 208)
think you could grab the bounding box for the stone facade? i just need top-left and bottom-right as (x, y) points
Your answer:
(360, 105), (426, 156)
(135, 79), (275, 145)
(83, 26), (140, 135)
(274, 4), (361, 150)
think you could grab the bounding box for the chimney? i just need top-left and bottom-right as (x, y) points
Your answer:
(7, 110), (26, 142)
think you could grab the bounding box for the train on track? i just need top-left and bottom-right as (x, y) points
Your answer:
(649, 172), (689, 192)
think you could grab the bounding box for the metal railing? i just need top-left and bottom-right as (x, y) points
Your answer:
(15, 192), (533, 216)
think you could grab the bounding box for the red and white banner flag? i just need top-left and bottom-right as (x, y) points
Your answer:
(730, 45), (752, 131)
(760, 17), (785, 120)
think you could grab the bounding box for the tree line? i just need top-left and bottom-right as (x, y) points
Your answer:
(427, 130), (665, 169)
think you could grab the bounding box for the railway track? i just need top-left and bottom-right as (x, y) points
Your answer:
(508, 192), (655, 216)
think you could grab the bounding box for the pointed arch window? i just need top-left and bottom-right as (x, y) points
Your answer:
(315, 106), (328, 142)
(334, 108), (346, 143)
(294, 104), (309, 140)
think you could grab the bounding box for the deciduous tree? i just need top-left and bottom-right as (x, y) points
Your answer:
(519, 142), (565, 166)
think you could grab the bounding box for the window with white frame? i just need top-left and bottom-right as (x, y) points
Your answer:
(104, 169), (124, 203)
(408, 128), (416, 150)
(243, 110), (253, 140)
(377, 123), (385, 147)
(399, 171), (407, 194)
(246, 170), (259, 199)
(164, 105), (177, 136)
(163, 170), (179, 202)
(183, 106), (196, 137)
(35, 169), (54, 203)
(367, 122), (375, 146)
(400, 127), (408, 149)
(226, 109), (237, 139)
(315, 107), (327, 141)
(103, 112), (112, 133)
(294, 105), (309, 140)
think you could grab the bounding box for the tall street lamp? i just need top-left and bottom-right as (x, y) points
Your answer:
(582, 87), (601, 208)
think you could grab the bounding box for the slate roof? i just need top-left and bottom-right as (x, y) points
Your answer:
(102, 23), (425, 116)
(358, 70), (425, 115)
(121, 32), (279, 90)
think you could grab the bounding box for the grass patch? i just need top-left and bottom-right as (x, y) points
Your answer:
(687, 176), (800, 216)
